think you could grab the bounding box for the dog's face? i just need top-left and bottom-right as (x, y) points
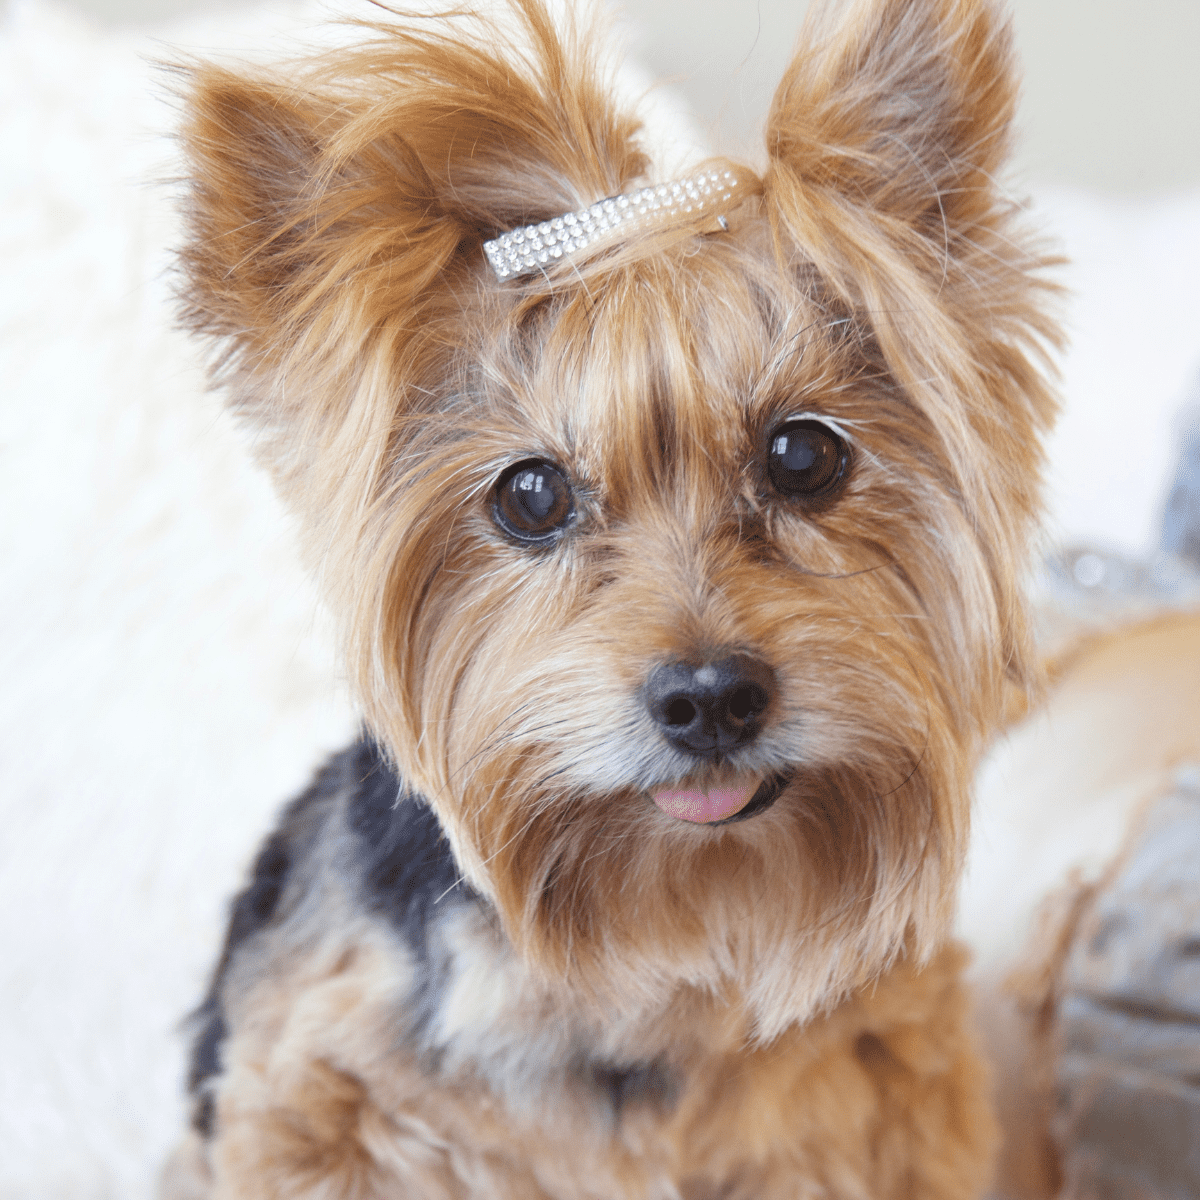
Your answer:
(179, 0), (1057, 1034)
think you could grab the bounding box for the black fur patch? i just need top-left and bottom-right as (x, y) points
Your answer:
(185, 735), (473, 1135)
(589, 1058), (678, 1117)
(345, 738), (475, 1044)
(344, 740), (469, 957)
(185, 1000), (226, 1137)
(185, 737), (374, 1135)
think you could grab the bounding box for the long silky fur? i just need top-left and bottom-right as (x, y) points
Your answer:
(172, 0), (1059, 1193)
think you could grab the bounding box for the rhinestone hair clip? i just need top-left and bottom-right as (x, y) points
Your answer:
(483, 169), (742, 281)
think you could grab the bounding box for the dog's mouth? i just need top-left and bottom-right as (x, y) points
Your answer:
(649, 773), (789, 825)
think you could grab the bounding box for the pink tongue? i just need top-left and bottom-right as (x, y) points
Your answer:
(651, 782), (757, 824)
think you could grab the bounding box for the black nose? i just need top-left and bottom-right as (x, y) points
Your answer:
(644, 653), (776, 759)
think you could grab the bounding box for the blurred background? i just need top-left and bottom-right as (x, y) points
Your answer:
(1, 1), (1198, 1197)
(42, 0), (1200, 554)
(64, 0), (1200, 193)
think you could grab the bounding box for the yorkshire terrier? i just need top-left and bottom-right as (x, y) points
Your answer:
(164, 0), (1058, 1195)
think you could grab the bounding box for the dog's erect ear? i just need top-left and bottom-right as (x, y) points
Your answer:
(176, 1), (648, 389)
(178, 74), (330, 371)
(765, 0), (1058, 698)
(763, 0), (1057, 465)
(764, 0), (1020, 287)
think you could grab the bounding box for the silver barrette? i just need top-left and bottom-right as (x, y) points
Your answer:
(483, 169), (742, 282)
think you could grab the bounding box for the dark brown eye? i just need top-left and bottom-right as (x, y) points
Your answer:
(493, 460), (574, 544)
(767, 418), (848, 498)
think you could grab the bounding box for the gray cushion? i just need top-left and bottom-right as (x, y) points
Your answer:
(1055, 766), (1200, 1198)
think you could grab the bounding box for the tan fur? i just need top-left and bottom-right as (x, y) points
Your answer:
(208, 918), (994, 1199)
(169, 0), (1058, 1194)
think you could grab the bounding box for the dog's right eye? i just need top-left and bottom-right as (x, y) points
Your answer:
(766, 418), (849, 499)
(493, 460), (574, 545)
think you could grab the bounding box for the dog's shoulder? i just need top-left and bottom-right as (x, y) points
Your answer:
(343, 738), (469, 958)
(185, 735), (469, 1133)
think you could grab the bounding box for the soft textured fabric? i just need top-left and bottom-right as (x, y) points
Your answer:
(1163, 389), (1200, 564)
(1, 5), (358, 1195)
(1054, 765), (1200, 1198)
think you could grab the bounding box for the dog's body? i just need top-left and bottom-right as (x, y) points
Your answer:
(166, 0), (1058, 1195)
(168, 737), (991, 1198)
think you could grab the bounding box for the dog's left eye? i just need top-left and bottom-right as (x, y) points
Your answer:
(767, 418), (849, 499)
(493, 460), (574, 544)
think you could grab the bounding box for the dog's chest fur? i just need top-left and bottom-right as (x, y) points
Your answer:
(182, 739), (989, 1200)
(190, 740), (687, 1124)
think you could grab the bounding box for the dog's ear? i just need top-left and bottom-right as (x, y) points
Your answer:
(176, 2), (648, 397)
(763, 0), (1058, 471)
(177, 73), (331, 374)
(764, 0), (1017, 269)
(765, 0), (1058, 697)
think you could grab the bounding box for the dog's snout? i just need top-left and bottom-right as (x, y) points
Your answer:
(645, 654), (776, 759)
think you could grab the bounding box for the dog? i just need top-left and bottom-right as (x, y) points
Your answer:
(163, 0), (1058, 1195)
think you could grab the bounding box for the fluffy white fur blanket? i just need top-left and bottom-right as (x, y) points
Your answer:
(2, 0), (1198, 1195)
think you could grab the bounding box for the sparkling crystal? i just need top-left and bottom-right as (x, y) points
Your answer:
(484, 168), (745, 278)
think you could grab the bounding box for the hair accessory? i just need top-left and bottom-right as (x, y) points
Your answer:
(483, 169), (742, 281)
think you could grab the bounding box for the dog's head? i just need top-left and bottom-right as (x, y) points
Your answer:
(179, 0), (1057, 1034)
